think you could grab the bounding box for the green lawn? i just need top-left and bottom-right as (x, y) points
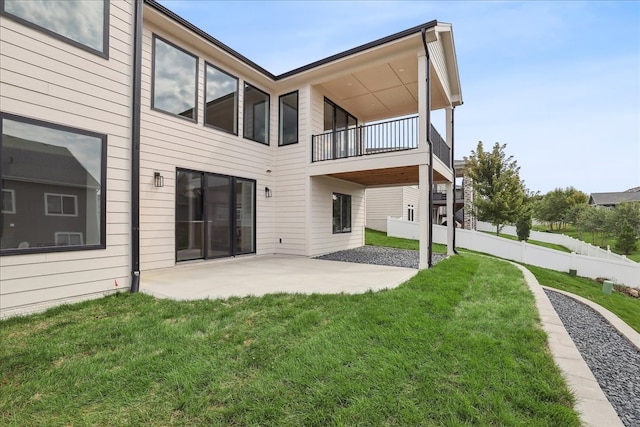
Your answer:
(526, 265), (640, 333)
(0, 255), (578, 426)
(366, 228), (447, 253)
(533, 224), (640, 262)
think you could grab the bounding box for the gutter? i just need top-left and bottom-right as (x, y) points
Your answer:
(451, 106), (459, 254)
(130, 0), (143, 292)
(421, 28), (433, 268)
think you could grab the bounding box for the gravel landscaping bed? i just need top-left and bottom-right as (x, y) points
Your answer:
(315, 246), (446, 269)
(544, 289), (640, 427)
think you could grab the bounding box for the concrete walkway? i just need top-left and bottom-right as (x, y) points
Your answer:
(140, 254), (418, 300)
(512, 263), (625, 427)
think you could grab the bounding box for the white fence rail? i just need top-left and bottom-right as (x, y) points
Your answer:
(387, 217), (640, 288)
(476, 221), (635, 264)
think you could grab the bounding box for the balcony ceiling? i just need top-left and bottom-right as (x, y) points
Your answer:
(328, 165), (448, 187)
(319, 54), (448, 122)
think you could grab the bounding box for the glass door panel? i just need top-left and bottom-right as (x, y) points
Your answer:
(205, 174), (232, 258)
(235, 179), (255, 254)
(176, 170), (204, 261)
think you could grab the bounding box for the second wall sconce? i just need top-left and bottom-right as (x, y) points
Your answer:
(154, 172), (164, 188)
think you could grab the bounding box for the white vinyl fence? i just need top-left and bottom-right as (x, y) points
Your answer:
(476, 221), (635, 264)
(387, 217), (640, 288)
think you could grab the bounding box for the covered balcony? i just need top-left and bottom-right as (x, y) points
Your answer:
(311, 116), (450, 168)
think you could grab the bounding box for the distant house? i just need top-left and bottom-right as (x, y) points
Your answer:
(588, 191), (640, 207)
(366, 160), (475, 231)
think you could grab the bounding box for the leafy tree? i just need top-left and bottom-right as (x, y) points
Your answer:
(534, 187), (588, 230)
(611, 202), (640, 254)
(464, 142), (525, 235)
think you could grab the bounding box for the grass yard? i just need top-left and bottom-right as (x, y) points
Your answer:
(366, 228), (447, 253)
(527, 265), (640, 333)
(0, 255), (579, 426)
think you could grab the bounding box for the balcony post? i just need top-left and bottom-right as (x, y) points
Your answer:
(446, 181), (454, 255)
(419, 163), (430, 269)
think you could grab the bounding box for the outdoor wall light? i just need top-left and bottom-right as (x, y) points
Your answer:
(154, 172), (164, 188)
(265, 187), (272, 198)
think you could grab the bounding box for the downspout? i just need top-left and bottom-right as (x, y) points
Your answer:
(130, 0), (143, 292)
(421, 28), (433, 268)
(451, 106), (459, 254)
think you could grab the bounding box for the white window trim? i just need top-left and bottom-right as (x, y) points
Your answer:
(1, 189), (16, 214)
(45, 193), (78, 217)
(54, 232), (84, 246)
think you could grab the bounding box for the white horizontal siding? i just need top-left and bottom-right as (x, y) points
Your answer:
(273, 86), (309, 255)
(139, 23), (277, 270)
(0, 1), (135, 316)
(365, 187), (402, 232)
(310, 176), (365, 256)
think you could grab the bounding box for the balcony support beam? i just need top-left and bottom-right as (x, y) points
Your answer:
(419, 163), (431, 269)
(446, 181), (455, 255)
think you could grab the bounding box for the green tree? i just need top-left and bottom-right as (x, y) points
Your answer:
(464, 142), (525, 235)
(534, 187), (588, 230)
(611, 202), (640, 254)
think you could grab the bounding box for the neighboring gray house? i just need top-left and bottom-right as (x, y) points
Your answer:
(588, 190), (640, 207)
(366, 160), (476, 231)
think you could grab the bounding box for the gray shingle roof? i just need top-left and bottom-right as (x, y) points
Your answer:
(588, 192), (640, 206)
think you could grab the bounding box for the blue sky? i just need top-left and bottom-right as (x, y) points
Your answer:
(157, 0), (639, 194)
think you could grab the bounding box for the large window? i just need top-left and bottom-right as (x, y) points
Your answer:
(332, 193), (352, 234)
(152, 35), (198, 121)
(176, 169), (256, 262)
(279, 91), (298, 146)
(205, 64), (238, 134)
(243, 83), (270, 145)
(1, 0), (109, 58)
(0, 113), (106, 254)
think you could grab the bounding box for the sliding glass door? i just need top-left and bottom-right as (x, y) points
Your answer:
(176, 169), (255, 261)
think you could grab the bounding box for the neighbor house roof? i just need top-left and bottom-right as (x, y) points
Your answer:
(588, 192), (640, 206)
(1, 136), (100, 189)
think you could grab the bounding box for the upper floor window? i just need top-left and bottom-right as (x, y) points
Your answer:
(243, 83), (269, 145)
(205, 63), (238, 134)
(1, 189), (16, 214)
(1, 0), (109, 58)
(152, 35), (198, 121)
(0, 113), (106, 255)
(279, 91), (298, 146)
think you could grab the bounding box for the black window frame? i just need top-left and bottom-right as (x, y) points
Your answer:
(0, 0), (110, 59)
(0, 112), (107, 256)
(332, 192), (352, 234)
(204, 62), (239, 135)
(151, 34), (199, 122)
(278, 91), (299, 146)
(243, 82), (270, 145)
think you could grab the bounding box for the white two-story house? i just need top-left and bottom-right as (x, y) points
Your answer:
(0, 0), (463, 317)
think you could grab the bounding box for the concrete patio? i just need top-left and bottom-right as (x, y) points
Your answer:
(140, 254), (419, 300)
